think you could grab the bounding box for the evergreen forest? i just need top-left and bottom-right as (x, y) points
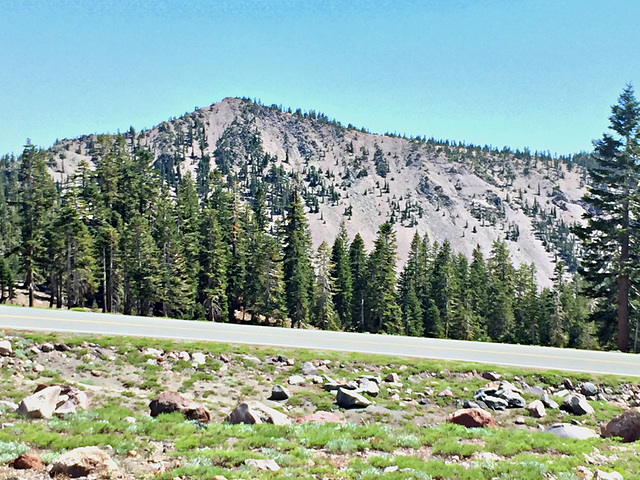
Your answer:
(0, 86), (638, 352)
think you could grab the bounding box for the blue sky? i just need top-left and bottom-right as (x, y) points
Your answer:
(1, 0), (638, 157)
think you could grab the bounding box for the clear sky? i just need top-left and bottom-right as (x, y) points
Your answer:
(1, 0), (638, 157)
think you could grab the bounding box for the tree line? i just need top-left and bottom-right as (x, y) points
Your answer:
(0, 85), (638, 351)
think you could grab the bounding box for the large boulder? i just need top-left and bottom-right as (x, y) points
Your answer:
(446, 408), (496, 428)
(10, 453), (44, 470)
(49, 446), (118, 478)
(149, 391), (211, 423)
(227, 402), (291, 425)
(544, 423), (598, 440)
(497, 389), (526, 408)
(336, 388), (371, 409)
(52, 385), (90, 415)
(526, 400), (546, 418)
(562, 395), (594, 415)
(17, 385), (62, 419)
(601, 410), (640, 442)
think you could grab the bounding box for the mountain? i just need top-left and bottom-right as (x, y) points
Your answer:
(46, 97), (587, 286)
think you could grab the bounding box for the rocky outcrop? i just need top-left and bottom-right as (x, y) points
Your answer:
(446, 408), (496, 428)
(562, 395), (595, 415)
(149, 391), (211, 422)
(17, 385), (62, 419)
(49, 446), (119, 478)
(227, 402), (291, 425)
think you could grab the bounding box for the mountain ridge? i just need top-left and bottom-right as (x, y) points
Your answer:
(46, 97), (587, 287)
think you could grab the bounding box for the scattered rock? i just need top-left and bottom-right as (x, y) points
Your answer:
(544, 423), (598, 440)
(595, 470), (623, 480)
(581, 382), (599, 397)
(526, 400), (546, 418)
(90, 370), (102, 377)
(336, 388), (371, 409)
(497, 389), (526, 408)
(523, 385), (545, 396)
(562, 395), (595, 415)
(227, 402), (291, 425)
(54, 342), (70, 352)
(301, 361), (317, 376)
(288, 374), (305, 385)
(481, 371), (501, 381)
(17, 385), (62, 419)
(562, 378), (575, 390)
(178, 351), (191, 361)
(0, 400), (18, 412)
(286, 358), (295, 366)
(541, 392), (559, 409)
(191, 352), (207, 365)
(245, 458), (280, 471)
(40, 343), (54, 352)
(10, 453), (44, 470)
(269, 385), (290, 401)
(242, 354), (261, 364)
(295, 411), (344, 423)
(0, 339), (12, 356)
(601, 410), (640, 442)
(49, 446), (119, 478)
(385, 372), (400, 383)
(142, 347), (164, 357)
(358, 378), (380, 397)
(446, 408), (496, 428)
(438, 388), (454, 397)
(514, 416), (526, 425)
(149, 391), (211, 423)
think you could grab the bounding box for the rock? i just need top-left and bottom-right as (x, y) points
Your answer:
(595, 470), (623, 480)
(544, 423), (598, 440)
(49, 446), (119, 478)
(481, 371), (501, 381)
(523, 385), (545, 396)
(359, 375), (381, 384)
(310, 375), (324, 384)
(0, 400), (18, 412)
(474, 389), (508, 410)
(462, 400), (482, 409)
(499, 381), (523, 394)
(269, 385), (290, 401)
(54, 342), (70, 352)
(295, 411), (344, 423)
(149, 391), (211, 422)
(288, 375), (305, 385)
(438, 388), (454, 397)
(601, 410), (640, 442)
(17, 385), (62, 419)
(30, 346), (41, 355)
(446, 408), (496, 428)
(385, 372), (400, 383)
(143, 347), (164, 357)
(301, 361), (317, 376)
(581, 382), (599, 397)
(41, 342), (54, 352)
(562, 395), (595, 415)
(336, 388), (371, 408)
(562, 378), (575, 390)
(497, 389), (526, 408)
(178, 351), (191, 361)
(242, 354), (261, 364)
(90, 370), (102, 377)
(515, 416), (526, 425)
(245, 458), (280, 471)
(526, 400), (546, 418)
(192, 352), (207, 365)
(541, 392), (559, 409)
(123, 416), (136, 424)
(0, 339), (12, 356)
(10, 453), (44, 470)
(358, 378), (380, 397)
(555, 388), (571, 398)
(227, 402), (291, 425)
(286, 358), (295, 366)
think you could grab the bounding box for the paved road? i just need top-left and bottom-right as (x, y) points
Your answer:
(0, 305), (638, 377)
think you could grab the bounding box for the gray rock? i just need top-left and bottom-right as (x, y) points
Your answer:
(245, 458), (280, 471)
(227, 402), (290, 425)
(288, 375), (305, 385)
(0, 400), (18, 412)
(476, 394), (508, 410)
(336, 388), (371, 409)
(562, 378), (574, 390)
(526, 400), (546, 418)
(0, 340), (12, 356)
(357, 378), (380, 397)
(191, 352), (207, 365)
(18, 386), (62, 419)
(385, 372), (400, 383)
(562, 395), (595, 415)
(463, 400), (482, 409)
(523, 386), (545, 396)
(481, 371), (502, 381)
(581, 382), (599, 397)
(497, 389), (526, 408)
(541, 392), (559, 409)
(301, 361), (317, 376)
(359, 375), (382, 384)
(595, 469), (623, 480)
(499, 381), (523, 394)
(544, 423), (598, 440)
(40, 343), (54, 353)
(270, 385), (290, 401)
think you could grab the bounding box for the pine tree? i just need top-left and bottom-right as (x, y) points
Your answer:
(282, 191), (314, 327)
(430, 241), (457, 338)
(398, 233), (426, 336)
(349, 233), (368, 331)
(486, 240), (515, 342)
(574, 85), (640, 351)
(198, 206), (228, 321)
(313, 241), (340, 330)
(467, 244), (489, 335)
(365, 221), (402, 334)
(17, 142), (57, 307)
(331, 222), (353, 328)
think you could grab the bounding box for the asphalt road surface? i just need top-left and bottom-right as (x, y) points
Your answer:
(0, 305), (638, 377)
